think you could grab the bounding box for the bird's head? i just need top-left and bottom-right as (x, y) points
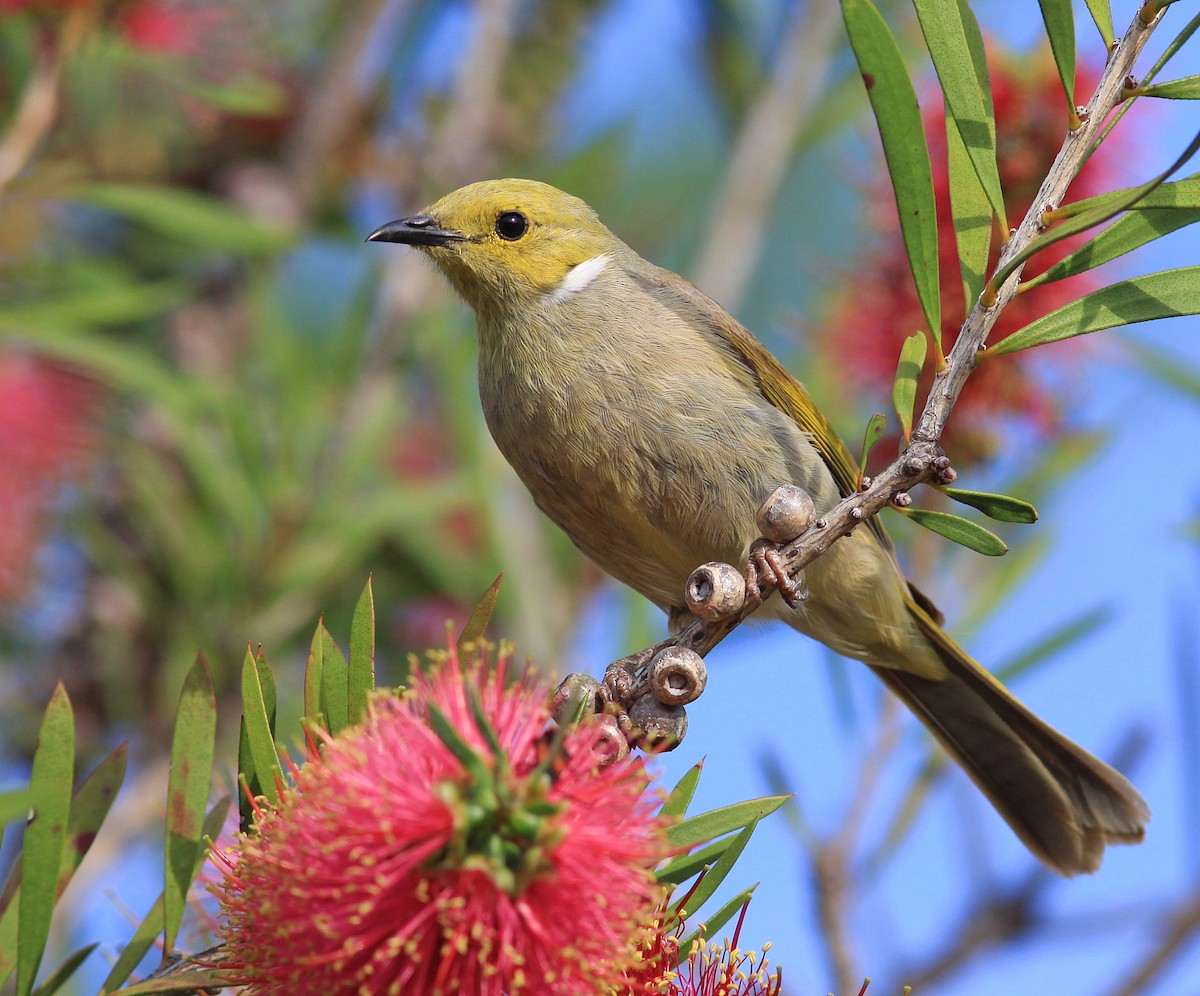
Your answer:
(368, 179), (617, 315)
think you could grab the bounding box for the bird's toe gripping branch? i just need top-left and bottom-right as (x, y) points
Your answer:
(549, 483), (822, 761)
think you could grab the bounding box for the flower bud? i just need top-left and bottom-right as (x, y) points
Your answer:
(628, 694), (688, 750)
(755, 484), (817, 543)
(648, 647), (707, 707)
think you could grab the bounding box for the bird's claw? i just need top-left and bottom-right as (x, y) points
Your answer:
(745, 538), (809, 608)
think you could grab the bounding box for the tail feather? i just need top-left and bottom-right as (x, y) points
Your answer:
(873, 613), (1148, 876)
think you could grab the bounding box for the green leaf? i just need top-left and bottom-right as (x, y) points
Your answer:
(303, 622), (325, 731)
(902, 508), (1007, 556)
(164, 655), (216, 956)
(1026, 207), (1200, 287)
(30, 943), (97, 996)
(989, 133), (1200, 299)
(0, 791), (32, 829)
(665, 795), (789, 849)
(1083, 0), (1114, 47)
(991, 268), (1200, 354)
(1137, 74), (1200, 99)
(76, 184), (292, 255)
(913, 0), (1005, 224)
(1130, 339), (1200, 400)
(1038, 0), (1079, 129)
(17, 686), (74, 996)
(319, 623), (350, 737)
(102, 799), (229, 993)
(841, 0), (941, 337)
(660, 761), (703, 822)
(0, 746), (126, 987)
(891, 333), (927, 442)
(104, 967), (236, 994)
(672, 822), (757, 920)
(457, 574), (503, 650)
(1050, 170), (1200, 222)
(942, 487), (1038, 523)
(946, 94), (992, 311)
(676, 886), (756, 967)
(176, 75), (289, 115)
(859, 414), (887, 478)
(0, 282), (183, 331)
(347, 578), (376, 725)
(996, 605), (1110, 683)
(656, 837), (738, 886)
(239, 647), (282, 807)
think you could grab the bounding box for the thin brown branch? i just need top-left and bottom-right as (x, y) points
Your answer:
(689, 2), (842, 311)
(284, 0), (393, 210)
(597, 1), (1169, 720)
(0, 51), (61, 202)
(1103, 887), (1200, 996)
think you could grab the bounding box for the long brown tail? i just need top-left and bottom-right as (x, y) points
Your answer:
(872, 611), (1149, 876)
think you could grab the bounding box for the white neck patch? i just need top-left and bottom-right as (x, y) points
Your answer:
(546, 253), (610, 303)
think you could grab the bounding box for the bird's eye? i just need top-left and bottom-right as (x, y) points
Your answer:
(495, 211), (529, 241)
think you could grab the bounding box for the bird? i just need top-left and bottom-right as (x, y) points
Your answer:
(368, 177), (1148, 876)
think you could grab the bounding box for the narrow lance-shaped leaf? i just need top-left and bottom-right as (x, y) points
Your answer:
(841, 0), (941, 337)
(946, 93), (993, 312)
(656, 837), (738, 885)
(660, 761), (703, 822)
(76, 184), (292, 254)
(666, 795), (790, 849)
(1135, 74), (1200, 99)
(240, 647), (282, 806)
(0, 792), (32, 830)
(1083, 0), (1114, 47)
(164, 654), (216, 957)
(997, 605), (1110, 683)
(992, 267), (1200, 354)
(1025, 207), (1200, 287)
(102, 798), (230, 993)
(347, 577), (375, 725)
(320, 623), (349, 737)
(1038, 0), (1079, 130)
(942, 487), (1038, 523)
(17, 686), (74, 996)
(902, 507), (1008, 556)
(0, 746), (126, 987)
(987, 131), (1200, 301)
(29, 943), (97, 996)
(913, 0), (1006, 225)
(672, 822), (758, 920)
(859, 414), (887, 480)
(892, 333), (927, 443)
(457, 574), (503, 651)
(303, 621), (325, 731)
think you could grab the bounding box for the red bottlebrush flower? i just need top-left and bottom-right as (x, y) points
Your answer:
(212, 644), (668, 995)
(115, 1), (213, 54)
(620, 900), (781, 996)
(0, 353), (101, 600)
(822, 47), (1119, 466)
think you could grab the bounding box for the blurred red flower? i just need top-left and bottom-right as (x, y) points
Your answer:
(0, 353), (100, 600)
(213, 643), (667, 995)
(822, 48), (1118, 465)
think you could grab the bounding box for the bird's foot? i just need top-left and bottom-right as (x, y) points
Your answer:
(745, 538), (809, 609)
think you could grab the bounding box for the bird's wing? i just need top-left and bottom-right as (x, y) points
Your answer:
(645, 267), (947, 624)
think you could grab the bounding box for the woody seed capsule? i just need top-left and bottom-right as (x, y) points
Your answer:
(628, 694), (688, 750)
(685, 561), (747, 620)
(648, 646), (707, 706)
(756, 484), (817, 543)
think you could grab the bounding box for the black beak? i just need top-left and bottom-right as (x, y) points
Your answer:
(365, 214), (464, 247)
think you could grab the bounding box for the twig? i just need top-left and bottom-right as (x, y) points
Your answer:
(1102, 886), (1200, 996)
(596, 1), (1168, 722)
(0, 50), (62, 202)
(689, 2), (842, 310)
